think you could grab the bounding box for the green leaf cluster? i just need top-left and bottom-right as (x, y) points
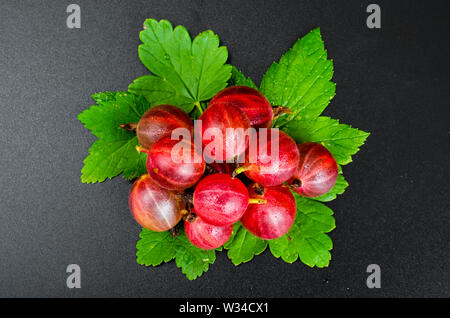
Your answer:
(129, 19), (232, 113)
(269, 195), (335, 267)
(260, 28), (336, 127)
(78, 20), (369, 279)
(137, 228), (216, 280)
(78, 92), (149, 183)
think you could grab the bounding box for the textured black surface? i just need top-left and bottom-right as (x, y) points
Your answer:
(0, 0), (449, 297)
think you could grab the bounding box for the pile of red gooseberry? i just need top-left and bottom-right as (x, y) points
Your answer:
(128, 86), (338, 249)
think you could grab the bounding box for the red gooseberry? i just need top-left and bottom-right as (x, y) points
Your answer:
(233, 130), (299, 187)
(193, 173), (265, 226)
(185, 213), (233, 250)
(137, 137), (205, 191)
(196, 103), (251, 163)
(288, 142), (338, 197)
(136, 104), (193, 149)
(129, 175), (183, 231)
(241, 185), (296, 240)
(209, 86), (274, 128)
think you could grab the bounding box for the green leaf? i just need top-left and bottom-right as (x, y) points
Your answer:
(129, 19), (232, 113)
(269, 194), (335, 268)
(128, 75), (195, 111)
(91, 91), (117, 103)
(78, 92), (149, 183)
(311, 174), (348, 202)
(136, 228), (216, 280)
(285, 116), (370, 165)
(228, 66), (257, 89)
(260, 28), (335, 127)
(136, 229), (177, 266)
(80, 137), (147, 183)
(223, 222), (242, 249)
(174, 231), (217, 280)
(224, 223), (268, 265)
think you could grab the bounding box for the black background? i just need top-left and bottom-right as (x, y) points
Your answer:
(0, 0), (448, 297)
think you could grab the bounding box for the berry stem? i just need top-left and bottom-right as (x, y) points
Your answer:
(169, 227), (179, 237)
(248, 198), (267, 204)
(183, 212), (197, 223)
(180, 208), (197, 223)
(232, 165), (250, 178)
(120, 122), (138, 132)
(194, 101), (203, 114)
(272, 105), (292, 119)
(252, 183), (265, 195)
(175, 192), (194, 205)
(135, 145), (150, 154)
(284, 179), (302, 190)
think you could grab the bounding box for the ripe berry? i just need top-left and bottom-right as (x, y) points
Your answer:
(139, 137), (205, 191)
(241, 185), (296, 240)
(136, 104), (193, 149)
(196, 103), (251, 162)
(288, 142), (338, 197)
(233, 130), (299, 187)
(209, 86), (274, 128)
(129, 174), (183, 231)
(185, 214), (233, 250)
(193, 173), (265, 226)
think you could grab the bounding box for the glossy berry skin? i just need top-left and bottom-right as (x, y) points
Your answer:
(185, 214), (233, 250)
(147, 137), (205, 191)
(288, 142), (338, 197)
(239, 130), (299, 187)
(209, 86), (273, 128)
(137, 104), (193, 149)
(193, 173), (249, 226)
(197, 102), (250, 162)
(241, 185), (296, 240)
(129, 175), (182, 231)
